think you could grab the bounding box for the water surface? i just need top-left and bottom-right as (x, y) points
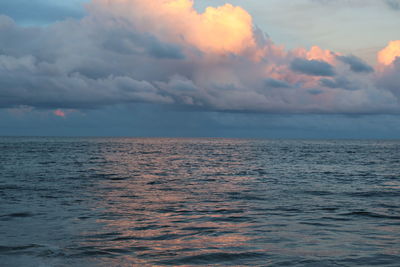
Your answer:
(1, 138), (399, 266)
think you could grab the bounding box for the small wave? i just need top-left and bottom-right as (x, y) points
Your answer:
(0, 212), (34, 220)
(111, 236), (136, 241)
(0, 244), (43, 253)
(347, 191), (400, 198)
(0, 185), (23, 190)
(303, 190), (334, 196)
(319, 207), (339, 211)
(338, 254), (400, 266)
(213, 208), (245, 214)
(113, 233), (186, 241)
(139, 151), (162, 155)
(84, 232), (121, 240)
(69, 246), (136, 257)
(170, 208), (245, 215)
(342, 211), (400, 220)
(230, 194), (267, 201)
(158, 252), (267, 265)
(147, 180), (166, 185)
(276, 207), (303, 213)
(108, 177), (129, 181)
(119, 194), (139, 199)
(321, 216), (351, 221)
(209, 215), (253, 223)
(300, 221), (340, 227)
(181, 226), (217, 232)
(73, 250), (115, 257)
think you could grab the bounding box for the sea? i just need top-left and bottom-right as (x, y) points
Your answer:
(0, 137), (399, 266)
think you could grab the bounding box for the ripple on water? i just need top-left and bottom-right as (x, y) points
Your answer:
(157, 251), (268, 265)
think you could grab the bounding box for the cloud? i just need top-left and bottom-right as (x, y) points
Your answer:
(376, 41), (400, 99)
(54, 109), (66, 117)
(336, 55), (374, 73)
(265, 78), (293, 88)
(0, 0), (399, 115)
(290, 58), (335, 76)
(377, 58), (400, 98)
(386, 0), (400, 10)
(89, 0), (257, 55)
(320, 77), (359, 91)
(378, 40), (400, 65)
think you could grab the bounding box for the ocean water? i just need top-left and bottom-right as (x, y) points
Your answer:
(0, 137), (399, 267)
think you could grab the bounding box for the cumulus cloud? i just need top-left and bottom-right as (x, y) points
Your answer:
(378, 40), (400, 66)
(88, 0), (257, 55)
(0, 0), (399, 114)
(378, 58), (400, 98)
(336, 55), (374, 73)
(386, 0), (400, 10)
(290, 58), (335, 77)
(265, 78), (293, 89)
(320, 77), (359, 91)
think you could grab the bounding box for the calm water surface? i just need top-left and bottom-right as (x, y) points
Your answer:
(0, 137), (399, 266)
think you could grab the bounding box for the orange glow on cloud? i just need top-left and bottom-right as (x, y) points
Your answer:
(92, 0), (256, 54)
(306, 46), (336, 64)
(294, 46), (337, 64)
(378, 40), (400, 66)
(194, 4), (255, 54)
(54, 109), (66, 117)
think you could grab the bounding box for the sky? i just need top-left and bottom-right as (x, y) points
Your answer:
(0, 0), (400, 138)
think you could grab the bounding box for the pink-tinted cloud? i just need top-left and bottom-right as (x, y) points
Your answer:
(54, 109), (66, 117)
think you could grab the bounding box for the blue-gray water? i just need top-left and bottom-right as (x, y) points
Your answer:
(1, 137), (399, 266)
